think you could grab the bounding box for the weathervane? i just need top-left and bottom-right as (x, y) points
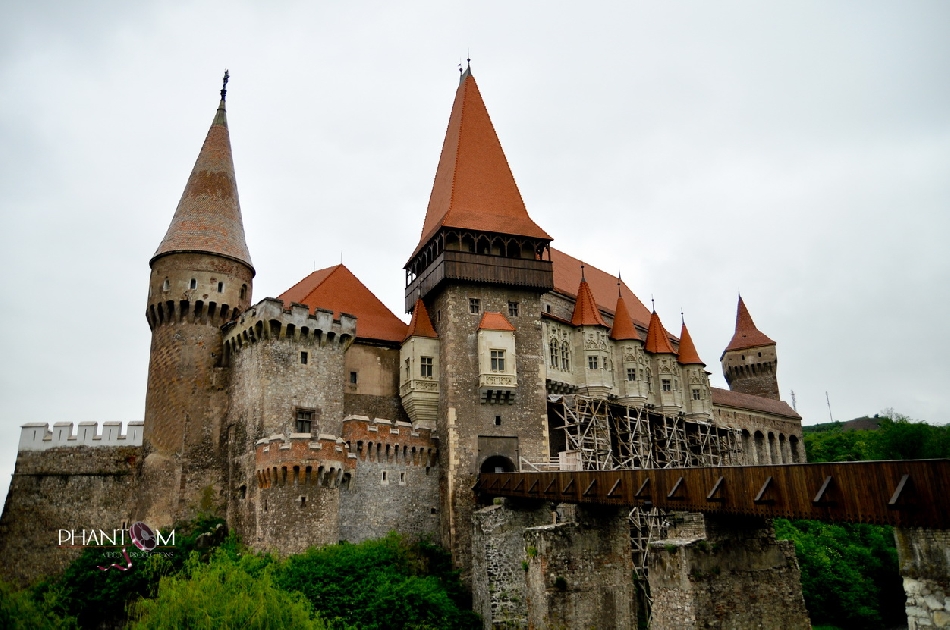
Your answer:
(220, 69), (229, 102)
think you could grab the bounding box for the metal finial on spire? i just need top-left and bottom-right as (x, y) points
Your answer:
(681, 308), (685, 325)
(580, 264), (586, 282)
(617, 272), (622, 297)
(651, 294), (655, 312)
(220, 69), (230, 102)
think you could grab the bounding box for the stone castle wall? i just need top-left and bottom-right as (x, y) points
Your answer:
(895, 527), (950, 629)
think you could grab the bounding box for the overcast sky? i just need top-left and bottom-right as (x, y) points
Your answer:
(1, 1), (948, 505)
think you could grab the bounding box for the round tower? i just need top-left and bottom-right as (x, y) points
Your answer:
(720, 297), (780, 400)
(139, 73), (255, 526)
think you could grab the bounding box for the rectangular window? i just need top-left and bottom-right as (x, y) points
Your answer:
(692, 388), (701, 401)
(420, 356), (433, 378)
(508, 301), (519, 317)
(662, 379), (672, 392)
(349, 371), (358, 385)
(490, 350), (505, 372)
(549, 340), (559, 369)
(469, 298), (480, 314)
(626, 367), (636, 381)
(588, 355), (599, 370)
(300, 351), (308, 365)
(295, 410), (313, 434)
(404, 358), (410, 380)
(561, 344), (570, 371)
(189, 278), (197, 289)
(217, 281), (224, 293)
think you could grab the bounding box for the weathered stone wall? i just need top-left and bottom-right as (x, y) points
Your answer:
(648, 515), (810, 630)
(344, 393), (409, 424)
(721, 344), (780, 400)
(429, 285), (549, 580)
(524, 505), (636, 630)
(895, 527), (950, 629)
(344, 343), (409, 423)
(0, 446), (142, 585)
(713, 405), (805, 465)
(472, 500), (550, 629)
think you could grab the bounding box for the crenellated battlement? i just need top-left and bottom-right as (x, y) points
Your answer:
(223, 298), (356, 359)
(146, 296), (243, 331)
(341, 415), (438, 467)
(18, 421), (144, 451)
(255, 431), (355, 489)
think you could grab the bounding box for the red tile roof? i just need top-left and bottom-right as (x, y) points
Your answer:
(279, 265), (408, 343)
(411, 70), (551, 259)
(724, 297), (775, 353)
(152, 98), (254, 270)
(609, 294), (641, 341)
(711, 387), (800, 420)
(644, 311), (676, 355)
(477, 311), (516, 332)
(550, 249), (652, 327)
(677, 320), (705, 365)
(405, 298), (438, 340)
(571, 275), (608, 327)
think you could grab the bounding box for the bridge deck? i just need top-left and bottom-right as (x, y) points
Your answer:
(476, 460), (950, 527)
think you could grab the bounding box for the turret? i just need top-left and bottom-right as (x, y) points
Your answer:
(400, 298), (440, 430)
(610, 287), (646, 406)
(644, 310), (681, 415)
(139, 73), (255, 527)
(677, 318), (711, 418)
(720, 297), (780, 400)
(571, 268), (612, 398)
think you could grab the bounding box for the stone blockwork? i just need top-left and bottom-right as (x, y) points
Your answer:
(895, 527), (950, 629)
(0, 443), (142, 585)
(648, 515), (810, 630)
(524, 505), (636, 630)
(472, 500), (550, 629)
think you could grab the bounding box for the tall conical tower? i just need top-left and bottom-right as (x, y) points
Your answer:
(720, 297), (780, 400)
(404, 66), (553, 577)
(139, 73), (255, 526)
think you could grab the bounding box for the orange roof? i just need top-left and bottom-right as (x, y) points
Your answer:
(405, 299), (438, 340)
(609, 294), (641, 341)
(411, 69), (551, 259)
(711, 387), (800, 420)
(550, 249), (651, 327)
(571, 273), (608, 327)
(278, 265), (408, 343)
(644, 311), (676, 355)
(724, 297), (775, 353)
(152, 97), (254, 270)
(677, 320), (704, 365)
(477, 311), (516, 332)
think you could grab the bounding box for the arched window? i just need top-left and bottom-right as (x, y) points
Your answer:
(561, 340), (571, 371)
(549, 338), (560, 369)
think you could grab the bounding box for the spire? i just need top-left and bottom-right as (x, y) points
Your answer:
(677, 319), (705, 365)
(644, 311), (676, 354)
(609, 293), (640, 341)
(405, 298), (438, 340)
(410, 69), (551, 259)
(152, 72), (254, 271)
(571, 271), (608, 327)
(724, 297), (775, 352)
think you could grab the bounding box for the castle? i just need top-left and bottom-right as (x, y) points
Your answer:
(0, 67), (807, 626)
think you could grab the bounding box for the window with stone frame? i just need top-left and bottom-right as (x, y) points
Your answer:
(561, 340), (571, 371)
(490, 349), (505, 371)
(692, 388), (701, 401)
(508, 301), (519, 317)
(662, 379), (672, 392)
(420, 356), (433, 378)
(627, 367), (636, 381)
(295, 409), (313, 434)
(587, 355), (599, 370)
(469, 298), (480, 314)
(549, 337), (560, 369)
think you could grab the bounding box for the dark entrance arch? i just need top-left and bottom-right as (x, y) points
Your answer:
(480, 455), (516, 474)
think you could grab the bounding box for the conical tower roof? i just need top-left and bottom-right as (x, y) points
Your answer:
(571, 269), (608, 327)
(410, 67), (551, 260)
(724, 297), (775, 352)
(644, 311), (676, 355)
(609, 293), (641, 341)
(677, 319), (705, 365)
(405, 298), (438, 340)
(152, 80), (253, 271)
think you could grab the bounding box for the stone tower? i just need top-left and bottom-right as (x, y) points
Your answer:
(720, 297), (780, 400)
(139, 76), (255, 526)
(403, 66), (553, 576)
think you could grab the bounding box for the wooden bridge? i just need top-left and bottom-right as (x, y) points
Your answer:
(476, 459), (950, 528)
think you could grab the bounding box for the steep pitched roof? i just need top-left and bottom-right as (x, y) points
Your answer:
(411, 69), (551, 259)
(405, 298), (438, 340)
(609, 294), (642, 341)
(279, 265), (408, 343)
(724, 297), (775, 353)
(477, 311), (516, 332)
(152, 95), (254, 270)
(711, 387), (800, 420)
(571, 273), (608, 327)
(677, 320), (705, 365)
(550, 249), (651, 327)
(644, 311), (676, 355)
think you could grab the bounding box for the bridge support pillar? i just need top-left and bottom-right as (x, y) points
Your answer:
(648, 514), (810, 630)
(894, 527), (950, 630)
(523, 505), (636, 630)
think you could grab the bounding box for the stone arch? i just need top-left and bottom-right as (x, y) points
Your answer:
(480, 455), (516, 473)
(754, 431), (767, 464)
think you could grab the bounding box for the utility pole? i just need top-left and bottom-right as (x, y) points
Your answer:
(825, 391), (834, 423)
(790, 390), (797, 412)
